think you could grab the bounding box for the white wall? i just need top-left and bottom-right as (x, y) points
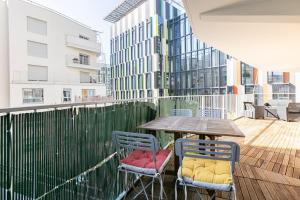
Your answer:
(296, 73), (300, 102)
(10, 83), (106, 107)
(0, 0), (10, 108)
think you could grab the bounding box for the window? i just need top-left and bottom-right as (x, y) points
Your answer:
(132, 76), (136, 90)
(27, 41), (48, 58)
(80, 72), (90, 83)
(212, 49), (219, 67)
(138, 75), (143, 89)
(147, 90), (153, 97)
(198, 71), (205, 88)
(192, 70), (197, 88)
(204, 49), (211, 67)
(220, 52), (227, 66)
(212, 67), (219, 87)
(198, 50), (204, 68)
(79, 54), (89, 65)
(139, 90), (144, 98)
(28, 65), (48, 81)
(139, 22), (144, 42)
(220, 66), (227, 86)
(139, 58), (144, 73)
(205, 69), (212, 87)
(27, 17), (47, 35)
(146, 73), (152, 89)
(146, 19), (152, 38)
(147, 56), (152, 72)
(132, 26), (137, 45)
(82, 89), (95, 97)
(241, 63), (254, 85)
(181, 72), (186, 89)
(23, 88), (44, 104)
(267, 72), (285, 84)
(63, 89), (72, 102)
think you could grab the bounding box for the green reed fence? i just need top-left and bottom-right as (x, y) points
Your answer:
(0, 101), (157, 200)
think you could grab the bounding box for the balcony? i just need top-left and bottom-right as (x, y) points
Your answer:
(0, 95), (299, 199)
(66, 55), (100, 70)
(65, 35), (101, 53)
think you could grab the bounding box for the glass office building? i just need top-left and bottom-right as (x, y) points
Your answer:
(168, 14), (228, 96)
(107, 0), (296, 100)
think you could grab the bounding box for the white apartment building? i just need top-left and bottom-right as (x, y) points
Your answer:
(0, 0), (106, 108)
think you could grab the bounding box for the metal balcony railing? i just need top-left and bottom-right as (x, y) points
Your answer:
(0, 94), (296, 199)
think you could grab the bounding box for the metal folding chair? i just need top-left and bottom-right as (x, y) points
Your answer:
(171, 109), (193, 117)
(112, 131), (172, 200)
(175, 138), (240, 200)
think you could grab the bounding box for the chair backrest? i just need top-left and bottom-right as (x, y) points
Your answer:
(112, 131), (159, 169)
(113, 131), (159, 153)
(171, 109), (193, 117)
(244, 102), (254, 111)
(175, 139), (240, 173)
(196, 108), (225, 119)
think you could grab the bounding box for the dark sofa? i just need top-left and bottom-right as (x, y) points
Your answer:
(287, 103), (300, 122)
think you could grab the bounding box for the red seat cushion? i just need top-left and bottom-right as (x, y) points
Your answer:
(121, 149), (171, 170)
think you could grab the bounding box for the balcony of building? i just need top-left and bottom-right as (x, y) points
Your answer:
(0, 95), (299, 200)
(65, 35), (101, 53)
(66, 55), (100, 70)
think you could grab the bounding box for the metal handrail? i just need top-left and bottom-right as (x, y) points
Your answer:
(0, 93), (296, 113)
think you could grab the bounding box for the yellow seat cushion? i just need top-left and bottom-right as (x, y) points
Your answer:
(181, 157), (232, 185)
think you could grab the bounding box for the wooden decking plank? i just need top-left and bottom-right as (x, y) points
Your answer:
(238, 177), (251, 200)
(257, 180), (273, 200)
(286, 166), (294, 177)
(244, 178), (259, 200)
(263, 181), (281, 200)
(278, 164), (287, 175)
(272, 163), (280, 173)
(286, 185), (300, 200)
(277, 183), (297, 200)
(249, 179), (266, 200)
(234, 176), (244, 200)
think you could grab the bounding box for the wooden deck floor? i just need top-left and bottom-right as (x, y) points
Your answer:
(128, 118), (300, 200)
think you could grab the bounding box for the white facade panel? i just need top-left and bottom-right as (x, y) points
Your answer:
(0, 0), (9, 107)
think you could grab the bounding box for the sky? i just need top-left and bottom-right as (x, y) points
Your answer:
(31, 0), (119, 64)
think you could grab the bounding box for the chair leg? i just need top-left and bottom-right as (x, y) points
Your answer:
(138, 176), (150, 200)
(151, 177), (155, 200)
(184, 185), (187, 200)
(174, 179), (179, 200)
(231, 185), (237, 200)
(124, 172), (128, 200)
(158, 174), (164, 200)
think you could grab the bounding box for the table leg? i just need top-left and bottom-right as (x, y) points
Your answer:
(149, 130), (156, 137)
(207, 135), (216, 200)
(198, 134), (205, 140)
